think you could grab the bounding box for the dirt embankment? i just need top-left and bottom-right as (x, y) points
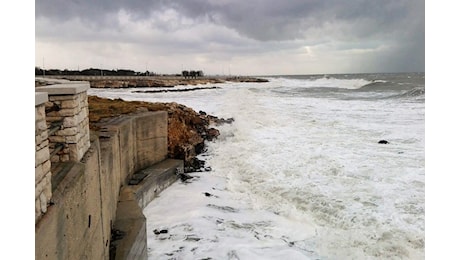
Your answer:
(88, 96), (233, 172)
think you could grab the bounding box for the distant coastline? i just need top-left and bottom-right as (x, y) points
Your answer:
(37, 75), (268, 88)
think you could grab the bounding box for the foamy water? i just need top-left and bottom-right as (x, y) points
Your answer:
(89, 73), (425, 259)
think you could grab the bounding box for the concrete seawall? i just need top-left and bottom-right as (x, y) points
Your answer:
(35, 79), (183, 259)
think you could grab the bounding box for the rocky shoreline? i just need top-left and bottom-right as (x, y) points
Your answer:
(133, 86), (220, 93)
(88, 96), (234, 172)
(43, 75), (268, 88)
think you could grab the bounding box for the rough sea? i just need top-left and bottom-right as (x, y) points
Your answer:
(88, 73), (425, 259)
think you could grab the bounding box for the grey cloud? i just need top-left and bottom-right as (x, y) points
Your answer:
(35, 0), (424, 73)
(36, 0), (423, 41)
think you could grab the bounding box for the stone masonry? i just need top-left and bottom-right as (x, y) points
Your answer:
(35, 92), (52, 222)
(36, 78), (182, 259)
(35, 80), (91, 223)
(36, 81), (91, 163)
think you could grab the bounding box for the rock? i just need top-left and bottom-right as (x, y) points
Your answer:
(153, 229), (168, 235)
(178, 173), (193, 182)
(206, 128), (220, 141)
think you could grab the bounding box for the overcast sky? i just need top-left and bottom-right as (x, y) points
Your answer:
(35, 0), (424, 76)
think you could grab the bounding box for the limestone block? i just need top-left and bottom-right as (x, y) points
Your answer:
(35, 177), (46, 199)
(40, 192), (48, 213)
(61, 99), (78, 109)
(68, 144), (79, 161)
(49, 135), (66, 143)
(58, 107), (79, 117)
(43, 160), (51, 175)
(63, 117), (78, 128)
(65, 133), (79, 143)
(73, 110), (82, 125)
(35, 105), (46, 121)
(36, 147), (50, 167)
(49, 95), (77, 101)
(35, 164), (44, 185)
(35, 120), (48, 134)
(45, 110), (61, 118)
(37, 139), (49, 150)
(45, 100), (59, 109)
(35, 199), (41, 222)
(44, 173), (52, 199)
(56, 127), (78, 136)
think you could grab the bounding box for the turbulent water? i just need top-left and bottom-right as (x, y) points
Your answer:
(88, 73), (425, 259)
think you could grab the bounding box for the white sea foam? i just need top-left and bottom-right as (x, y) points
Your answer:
(270, 76), (372, 90)
(90, 74), (425, 259)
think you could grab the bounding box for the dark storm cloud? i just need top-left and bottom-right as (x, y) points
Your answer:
(36, 0), (423, 41)
(35, 0), (424, 73)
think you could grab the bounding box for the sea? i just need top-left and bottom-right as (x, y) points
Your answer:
(88, 72), (425, 260)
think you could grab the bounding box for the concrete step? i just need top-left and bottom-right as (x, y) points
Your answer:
(111, 159), (183, 260)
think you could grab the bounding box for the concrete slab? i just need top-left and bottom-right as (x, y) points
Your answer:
(35, 92), (48, 106)
(111, 159), (183, 260)
(35, 82), (90, 95)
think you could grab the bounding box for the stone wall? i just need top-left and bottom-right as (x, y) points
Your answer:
(35, 93), (52, 222)
(36, 82), (91, 163)
(35, 78), (181, 260)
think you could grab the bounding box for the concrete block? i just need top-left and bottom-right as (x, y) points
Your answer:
(35, 92), (48, 106)
(136, 137), (167, 170)
(111, 199), (147, 260)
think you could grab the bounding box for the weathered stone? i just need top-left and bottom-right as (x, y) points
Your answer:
(43, 159), (51, 175)
(36, 147), (50, 167)
(36, 119), (48, 132)
(44, 173), (52, 199)
(58, 107), (79, 117)
(49, 95), (78, 101)
(206, 128), (220, 141)
(63, 117), (78, 128)
(49, 135), (66, 143)
(35, 199), (41, 221)
(56, 127), (78, 136)
(35, 177), (46, 198)
(37, 139), (49, 150)
(61, 99), (78, 109)
(39, 192), (48, 213)
(65, 133), (79, 143)
(68, 144), (79, 161)
(36, 135), (46, 148)
(44, 101), (58, 109)
(36, 106), (46, 120)
(35, 164), (44, 185)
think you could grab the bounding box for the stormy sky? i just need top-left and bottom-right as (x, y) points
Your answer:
(35, 0), (424, 75)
